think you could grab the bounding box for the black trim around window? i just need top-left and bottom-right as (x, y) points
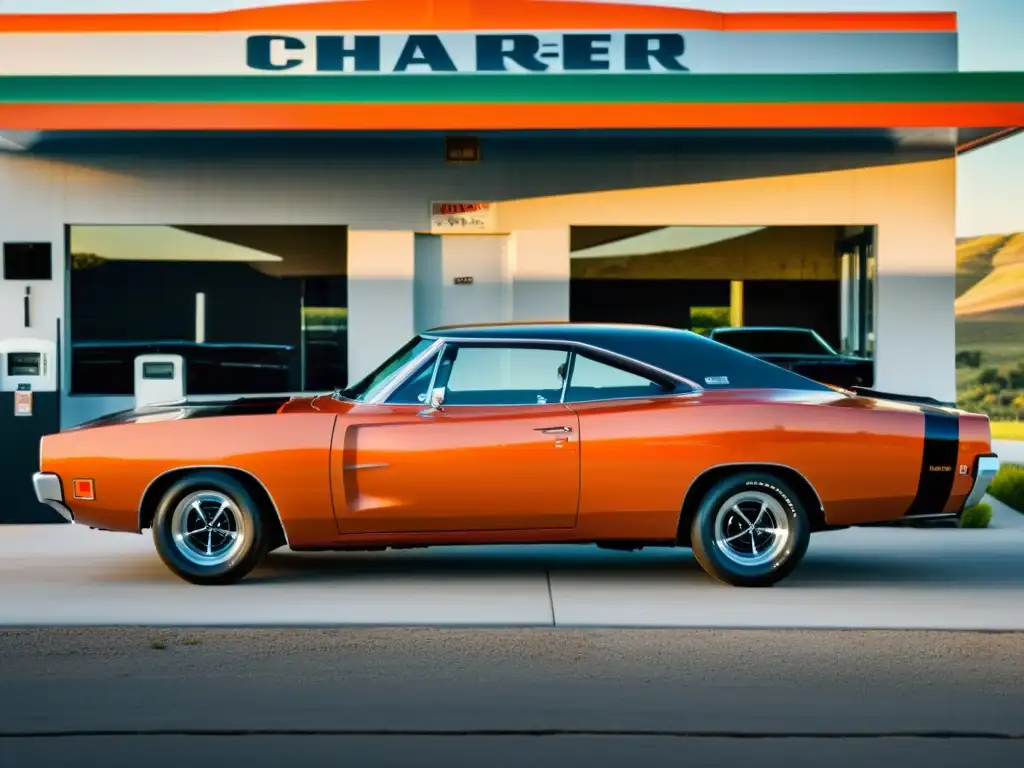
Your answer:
(391, 339), (692, 407)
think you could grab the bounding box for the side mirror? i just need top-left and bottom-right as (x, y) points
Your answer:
(428, 386), (446, 410)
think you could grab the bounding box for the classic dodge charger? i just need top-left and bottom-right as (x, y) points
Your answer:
(34, 322), (1000, 588)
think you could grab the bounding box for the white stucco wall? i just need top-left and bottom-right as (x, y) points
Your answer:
(0, 144), (956, 428)
(411, 230), (570, 351)
(421, 234), (509, 331)
(506, 228), (572, 323)
(0, 156), (65, 379)
(347, 229), (415, 382)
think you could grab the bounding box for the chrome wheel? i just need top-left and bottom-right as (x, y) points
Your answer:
(713, 490), (791, 568)
(169, 490), (246, 567)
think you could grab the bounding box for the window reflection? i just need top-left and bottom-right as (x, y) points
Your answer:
(69, 225), (348, 397)
(570, 225), (876, 389)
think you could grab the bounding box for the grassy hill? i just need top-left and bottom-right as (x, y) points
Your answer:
(955, 233), (1024, 435)
(956, 233), (1024, 316)
(955, 233), (1013, 297)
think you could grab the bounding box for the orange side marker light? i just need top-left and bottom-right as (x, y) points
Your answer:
(72, 479), (95, 501)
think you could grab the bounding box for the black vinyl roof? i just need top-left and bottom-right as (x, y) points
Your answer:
(425, 322), (831, 392)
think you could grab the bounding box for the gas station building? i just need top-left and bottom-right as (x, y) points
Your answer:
(0, 0), (1022, 520)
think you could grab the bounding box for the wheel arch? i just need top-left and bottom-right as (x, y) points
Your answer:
(677, 463), (826, 544)
(138, 465), (288, 547)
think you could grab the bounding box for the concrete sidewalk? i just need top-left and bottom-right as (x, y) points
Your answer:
(1, 522), (1023, 630)
(988, 493), (1024, 528)
(995, 439), (1024, 465)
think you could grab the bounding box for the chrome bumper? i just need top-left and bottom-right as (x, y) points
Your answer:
(964, 455), (1000, 509)
(32, 472), (74, 523)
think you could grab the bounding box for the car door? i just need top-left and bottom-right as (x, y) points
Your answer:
(561, 351), (696, 529)
(331, 341), (581, 535)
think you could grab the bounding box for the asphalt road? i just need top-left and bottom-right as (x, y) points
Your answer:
(1, 628), (1023, 767)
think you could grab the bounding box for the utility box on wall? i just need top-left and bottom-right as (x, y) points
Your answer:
(0, 337), (58, 393)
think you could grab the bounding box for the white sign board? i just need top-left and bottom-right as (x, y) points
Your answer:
(0, 30), (958, 76)
(430, 202), (497, 234)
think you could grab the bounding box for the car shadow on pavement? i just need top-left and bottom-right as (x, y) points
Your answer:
(790, 549), (1024, 587)
(236, 541), (1024, 589)
(71, 531), (1024, 589)
(249, 545), (701, 585)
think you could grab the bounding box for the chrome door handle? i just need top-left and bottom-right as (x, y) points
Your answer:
(535, 426), (572, 434)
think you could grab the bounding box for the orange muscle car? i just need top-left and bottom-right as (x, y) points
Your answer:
(34, 322), (1000, 587)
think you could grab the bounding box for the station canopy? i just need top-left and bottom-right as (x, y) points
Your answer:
(0, 0), (1020, 154)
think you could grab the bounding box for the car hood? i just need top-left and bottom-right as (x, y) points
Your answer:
(65, 393), (321, 431)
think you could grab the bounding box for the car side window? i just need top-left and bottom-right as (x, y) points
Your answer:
(440, 346), (570, 406)
(565, 354), (669, 403)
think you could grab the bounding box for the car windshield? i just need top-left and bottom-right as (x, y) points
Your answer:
(714, 329), (834, 356)
(337, 336), (436, 402)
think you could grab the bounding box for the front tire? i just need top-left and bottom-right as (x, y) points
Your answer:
(690, 472), (811, 587)
(152, 471), (270, 585)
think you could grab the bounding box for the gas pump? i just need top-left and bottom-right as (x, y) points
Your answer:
(134, 353), (186, 408)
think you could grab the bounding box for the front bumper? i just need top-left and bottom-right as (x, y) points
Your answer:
(32, 472), (74, 523)
(964, 454), (1000, 509)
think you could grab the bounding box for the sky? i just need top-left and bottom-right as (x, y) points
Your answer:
(0, 0), (1020, 236)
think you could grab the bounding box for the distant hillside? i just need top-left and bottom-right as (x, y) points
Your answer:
(955, 233), (1024, 317)
(993, 232), (1024, 268)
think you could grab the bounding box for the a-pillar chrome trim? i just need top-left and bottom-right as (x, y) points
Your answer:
(367, 339), (445, 405)
(32, 472), (74, 523)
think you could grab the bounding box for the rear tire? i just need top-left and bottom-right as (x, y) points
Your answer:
(690, 472), (811, 587)
(152, 471), (270, 585)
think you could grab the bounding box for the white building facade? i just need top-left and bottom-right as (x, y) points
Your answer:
(0, 0), (1021, 482)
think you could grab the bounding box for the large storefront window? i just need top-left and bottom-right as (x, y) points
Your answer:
(569, 225), (877, 389)
(68, 225), (348, 397)
(956, 231), (1024, 440)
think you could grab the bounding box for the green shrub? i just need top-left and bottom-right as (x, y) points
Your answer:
(959, 503), (992, 529)
(978, 368), (1009, 389)
(988, 465), (1024, 513)
(303, 306), (348, 329)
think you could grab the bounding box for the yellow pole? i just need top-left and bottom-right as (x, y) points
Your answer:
(729, 280), (744, 327)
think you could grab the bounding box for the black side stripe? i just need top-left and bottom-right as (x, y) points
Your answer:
(904, 409), (960, 517)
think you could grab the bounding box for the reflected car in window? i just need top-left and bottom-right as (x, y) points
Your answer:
(36, 323), (998, 589)
(707, 326), (874, 389)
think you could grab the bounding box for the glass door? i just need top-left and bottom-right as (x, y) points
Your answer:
(837, 229), (875, 359)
